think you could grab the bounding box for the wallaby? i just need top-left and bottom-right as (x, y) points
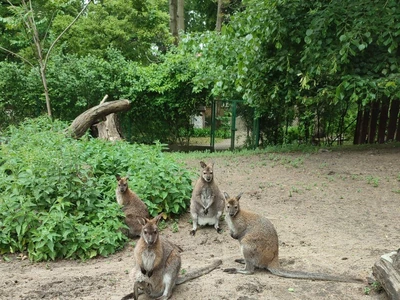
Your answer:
(189, 161), (225, 235)
(223, 192), (364, 283)
(116, 175), (150, 238)
(121, 214), (222, 300)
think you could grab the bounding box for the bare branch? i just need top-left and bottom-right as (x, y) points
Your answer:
(100, 95), (109, 104)
(0, 46), (34, 67)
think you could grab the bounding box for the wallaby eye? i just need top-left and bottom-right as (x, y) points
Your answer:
(144, 230), (147, 234)
(153, 230), (157, 234)
(227, 205), (230, 209)
(235, 206), (238, 209)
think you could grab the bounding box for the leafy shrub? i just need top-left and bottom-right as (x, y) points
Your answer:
(193, 127), (231, 139)
(0, 117), (193, 261)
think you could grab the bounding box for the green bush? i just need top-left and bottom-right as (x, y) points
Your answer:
(193, 127), (231, 139)
(0, 117), (193, 261)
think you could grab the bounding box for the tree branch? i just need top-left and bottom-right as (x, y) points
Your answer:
(0, 46), (34, 67)
(44, 0), (93, 68)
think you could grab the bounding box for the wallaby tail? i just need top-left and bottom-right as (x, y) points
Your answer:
(267, 268), (364, 284)
(176, 259), (222, 285)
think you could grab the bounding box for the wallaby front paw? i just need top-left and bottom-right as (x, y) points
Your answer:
(223, 268), (238, 274)
(141, 267), (147, 275)
(216, 227), (222, 234)
(147, 270), (153, 278)
(190, 230), (196, 236)
(204, 208), (208, 215)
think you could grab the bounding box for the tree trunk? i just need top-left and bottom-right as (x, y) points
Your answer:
(169, 0), (178, 44)
(216, 0), (224, 32)
(177, 0), (184, 33)
(372, 251), (400, 300)
(69, 99), (131, 139)
(92, 113), (123, 141)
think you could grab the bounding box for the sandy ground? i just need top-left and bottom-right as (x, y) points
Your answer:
(1, 145), (399, 300)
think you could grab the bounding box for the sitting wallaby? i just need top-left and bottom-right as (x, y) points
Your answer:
(189, 161), (225, 235)
(121, 214), (222, 300)
(223, 192), (363, 283)
(116, 175), (150, 238)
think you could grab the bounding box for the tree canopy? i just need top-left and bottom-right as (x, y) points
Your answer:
(0, 0), (399, 145)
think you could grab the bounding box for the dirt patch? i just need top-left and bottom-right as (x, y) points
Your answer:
(1, 146), (399, 300)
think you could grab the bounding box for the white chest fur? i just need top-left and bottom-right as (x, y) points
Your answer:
(116, 191), (124, 206)
(142, 249), (156, 272)
(224, 215), (236, 234)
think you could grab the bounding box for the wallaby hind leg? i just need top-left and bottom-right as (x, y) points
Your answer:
(234, 258), (245, 264)
(120, 281), (146, 300)
(224, 260), (255, 275)
(224, 244), (256, 275)
(190, 212), (198, 235)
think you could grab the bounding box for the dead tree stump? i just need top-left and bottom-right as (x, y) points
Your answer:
(372, 250), (400, 300)
(91, 113), (122, 141)
(68, 96), (131, 140)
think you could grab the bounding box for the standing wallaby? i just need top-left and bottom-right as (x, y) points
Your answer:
(121, 214), (222, 300)
(189, 161), (225, 235)
(116, 175), (150, 238)
(223, 192), (363, 283)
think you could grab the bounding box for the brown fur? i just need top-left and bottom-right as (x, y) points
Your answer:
(115, 175), (150, 238)
(189, 161), (225, 235)
(121, 215), (222, 300)
(223, 192), (363, 283)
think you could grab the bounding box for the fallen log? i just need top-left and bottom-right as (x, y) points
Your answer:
(68, 98), (131, 139)
(372, 250), (400, 300)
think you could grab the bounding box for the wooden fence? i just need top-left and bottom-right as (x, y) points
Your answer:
(353, 98), (400, 144)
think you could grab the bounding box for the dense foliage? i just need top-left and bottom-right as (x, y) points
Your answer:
(1, 0), (399, 146)
(0, 117), (193, 261)
(179, 0), (400, 145)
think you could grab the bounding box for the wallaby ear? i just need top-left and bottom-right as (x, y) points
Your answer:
(211, 161), (215, 168)
(223, 192), (230, 200)
(200, 161), (207, 168)
(236, 192), (243, 201)
(138, 217), (148, 226)
(116, 174), (121, 181)
(154, 213), (163, 224)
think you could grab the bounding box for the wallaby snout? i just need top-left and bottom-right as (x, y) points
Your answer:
(202, 172), (213, 182)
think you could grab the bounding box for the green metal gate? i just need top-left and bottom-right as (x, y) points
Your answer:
(210, 99), (259, 151)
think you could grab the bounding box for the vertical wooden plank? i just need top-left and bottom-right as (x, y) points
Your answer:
(353, 105), (363, 145)
(359, 107), (370, 144)
(387, 99), (400, 141)
(368, 100), (380, 144)
(378, 98), (389, 144)
(396, 118), (400, 142)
